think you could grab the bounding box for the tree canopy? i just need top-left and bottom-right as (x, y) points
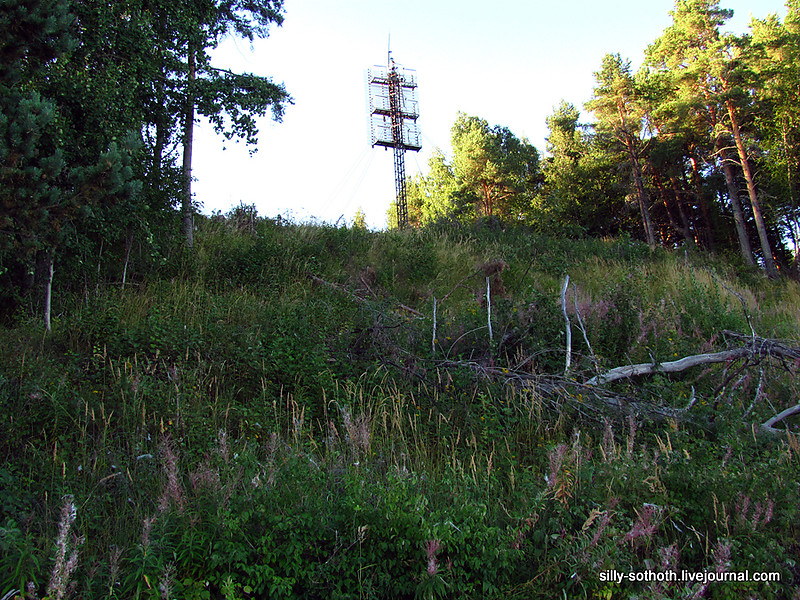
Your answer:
(400, 0), (799, 280)
(534, 0), (798, 276)
(0, 0), (292, 323)
(405, 112), (540, 226)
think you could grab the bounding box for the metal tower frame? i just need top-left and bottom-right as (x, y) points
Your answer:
(368, 54), (421, 229)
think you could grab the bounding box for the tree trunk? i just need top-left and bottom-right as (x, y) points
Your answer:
(152, 16), (167, 202)
(788, 216), (800, 277)
(655, 173), (691, 244)
(655, 178), (679, 241)
(617, 102), (656, 247)
(560, 275), (571, 376)
(182, 43), (196, 249)
(727, 100), (778, 278)
(35, 250), (55, 332)
(585, 348), (749, 386)
(121, 232), (133, 290)
(688, 153), (715, 251)
(481, 181), (493, 217)
(628, 143), (657, 247)
(716, 139), (756, 267)
(781, 117), (799, 276)
(669, 177), (694, 244)
(153, 85), (166, 199)
(44, 254), (53, 331)
(781, 115), (798, 214)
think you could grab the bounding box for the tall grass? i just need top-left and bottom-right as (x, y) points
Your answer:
(1, 217), (799, 598)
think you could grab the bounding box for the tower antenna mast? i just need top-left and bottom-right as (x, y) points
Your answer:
(367, 48), (421, 229)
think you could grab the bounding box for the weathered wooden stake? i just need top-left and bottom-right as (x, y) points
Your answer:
(432, 296), (437, 356)
(561, 274), (571, 376)
(486, 277), (493, 343)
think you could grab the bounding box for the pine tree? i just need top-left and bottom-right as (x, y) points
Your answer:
(646, 0), (777, 275)
(0, 0), (142, 327)
(749, 2), (800, 271)
(586, 54), (657, 247)
(537, 101), (630, 237)
(406, 114), (539, 226)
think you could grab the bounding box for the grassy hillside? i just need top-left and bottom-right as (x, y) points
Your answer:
(1, 215), (799, 599)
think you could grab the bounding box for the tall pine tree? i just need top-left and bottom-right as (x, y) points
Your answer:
(646, 0), (777, 275)
(586, 54), (657, 247)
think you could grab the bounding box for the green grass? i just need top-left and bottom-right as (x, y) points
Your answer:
(1, 216), (799, 599)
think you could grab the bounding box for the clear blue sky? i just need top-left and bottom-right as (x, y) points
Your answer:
(193, 0), (788, 229)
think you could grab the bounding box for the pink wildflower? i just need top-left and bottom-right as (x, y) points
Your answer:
(424, 539), (441, 576)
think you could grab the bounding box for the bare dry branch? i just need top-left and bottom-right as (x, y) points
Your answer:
(761, 403), (800, 435)
(585, 349), (749, 385)
(573, 281), (599, 374)
(586, 332), (800, 386)
(435, 330), (800, 434)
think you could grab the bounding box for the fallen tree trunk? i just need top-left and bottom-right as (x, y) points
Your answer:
(436, 359), (702, 427)
(434, 330), (800, 435)
(322, 269), (800, 436)
(578, 331), (800, 434)
(585, 349), (749, 385)
(586, 332), (800, 386)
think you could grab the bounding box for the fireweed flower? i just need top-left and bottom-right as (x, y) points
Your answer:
(622, 504), (661, 546)
(47, 495), (84, 600)
(546, 443), (569, 489)
(158, 437), (185, 513)
(424, 539), (441, 576)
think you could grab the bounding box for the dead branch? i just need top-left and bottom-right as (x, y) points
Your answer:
(359, 272), (379, 299)
(398, 303), (424, 318)
(440, 269), (482, 303)
(434, 330), (800, 434)
(487, 276), (494, 343)
(761, 403), (800, 435)
(573, 281), (599, 374)
(708, 269), (757, 339)
(432, 296), (438, 356)
(722, 330), (800, 362)
(308, 273), (423, 318)
(308, 273), (365, 303)
(586, 332), (800, 386)
(585, 349), (750, 386)
(436, 359), (696, 427)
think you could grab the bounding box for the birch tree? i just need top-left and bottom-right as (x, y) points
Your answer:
(173, 0), (292, 247)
